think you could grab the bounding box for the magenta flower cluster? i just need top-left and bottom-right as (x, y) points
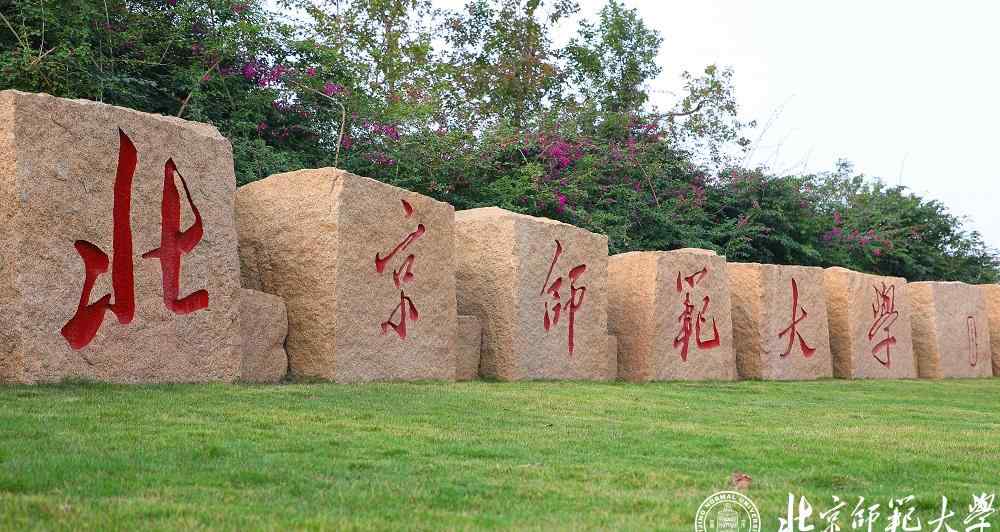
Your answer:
(822, 211), (894, 256)
(365, 151), (396, 167)
(322, 82), (345, 97)
(368, 122), (400, 141)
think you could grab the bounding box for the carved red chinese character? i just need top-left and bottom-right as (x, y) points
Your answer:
(375, 199), (425, 339)
(141, 158), (209, 314)
(967, 316), (979, 367)
(867, 282), (899, 367)
(778, 278), (815, 358)
(61, 129), (137, 350)
(61, 129), (210, 350)
(539, 239), (586, 355)
(672, 268), (720, 361)
(381, 291), (419, 339)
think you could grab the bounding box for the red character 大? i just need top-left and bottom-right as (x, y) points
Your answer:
(539, 240), (587, 355)
(375, 199), (425, 339)
(672, 267), (720, 361)
(778, 278), (816, 358)
(62, 129), (209, 350)
(867, 282), (898, 367)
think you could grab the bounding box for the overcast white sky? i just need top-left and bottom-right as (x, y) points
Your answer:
(435, 0), (1000, 248)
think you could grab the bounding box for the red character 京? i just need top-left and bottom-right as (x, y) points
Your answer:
(62, 129), (209, 350)
(867, 283), (898, 367)
(672, 267), (720, 361)
(778, 278), (815, 358)
(539, 240), (587, 355)
(375, 199), (425, 339)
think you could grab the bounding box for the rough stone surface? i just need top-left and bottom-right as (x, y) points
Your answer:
(909, 282), (992, 379)
(608, 249), (736, 381)
(982, 284), (1000, 377)
(236, 168), (456, 382)
(0, 91), (241, 384)
(823, 267), (917, 379)
(239, 288), (288, 383)
(727, 263), (833, 380)
(455, 315), (482, 381)
(455, 207), (610, 380)
(606, 335), (619, 380)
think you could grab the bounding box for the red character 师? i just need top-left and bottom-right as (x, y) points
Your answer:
(539, 240), (586, 355)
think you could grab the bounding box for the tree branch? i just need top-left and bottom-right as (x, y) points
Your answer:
(177, 58), (223, 119)
(0, 11), (28, 49)
(665, 98), (706, 118)
(292, 80), (348, 167)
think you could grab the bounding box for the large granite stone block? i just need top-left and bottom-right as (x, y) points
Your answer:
(455, 207), (610, 380)
(909, 282), (992, 378)
(728, 263), (833, 380)
(608, 249), (736, 381)
(0, 91), (240, 383)
(824, 267), (917, 379)
(236, 168), (456, 382)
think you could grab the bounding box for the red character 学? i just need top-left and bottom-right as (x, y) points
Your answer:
(375, 199), (425, 339)
(539, 240), (586, 355)
(61, 129), (209, 350)
(672, 267), (720, 361)
(867, 283), (898, 367)
(778, 278), (815, 358)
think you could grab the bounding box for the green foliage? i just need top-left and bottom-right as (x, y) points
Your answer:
(0, 0), (995, 282)
(564, 0), (661, 113)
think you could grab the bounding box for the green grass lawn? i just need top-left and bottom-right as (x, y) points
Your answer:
(0, 379), (998, 531)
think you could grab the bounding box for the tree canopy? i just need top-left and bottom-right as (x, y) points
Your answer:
(2, 0), (996, 282)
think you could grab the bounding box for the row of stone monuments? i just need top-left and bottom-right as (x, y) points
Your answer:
(0, 91), (997, 384)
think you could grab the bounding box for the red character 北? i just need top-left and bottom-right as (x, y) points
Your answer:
(62, 129), (209, 350)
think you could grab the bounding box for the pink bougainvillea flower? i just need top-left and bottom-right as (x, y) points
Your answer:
(306, 67), (317, 77)
(555, 193), (568, 214)
(322, 82), (345, 96)
(232, 3), (247, 14)
(241, 62), (258, 80)
(258, 64), (287, 87)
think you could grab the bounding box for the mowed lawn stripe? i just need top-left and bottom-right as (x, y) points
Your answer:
(0, 380), (997, 531)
